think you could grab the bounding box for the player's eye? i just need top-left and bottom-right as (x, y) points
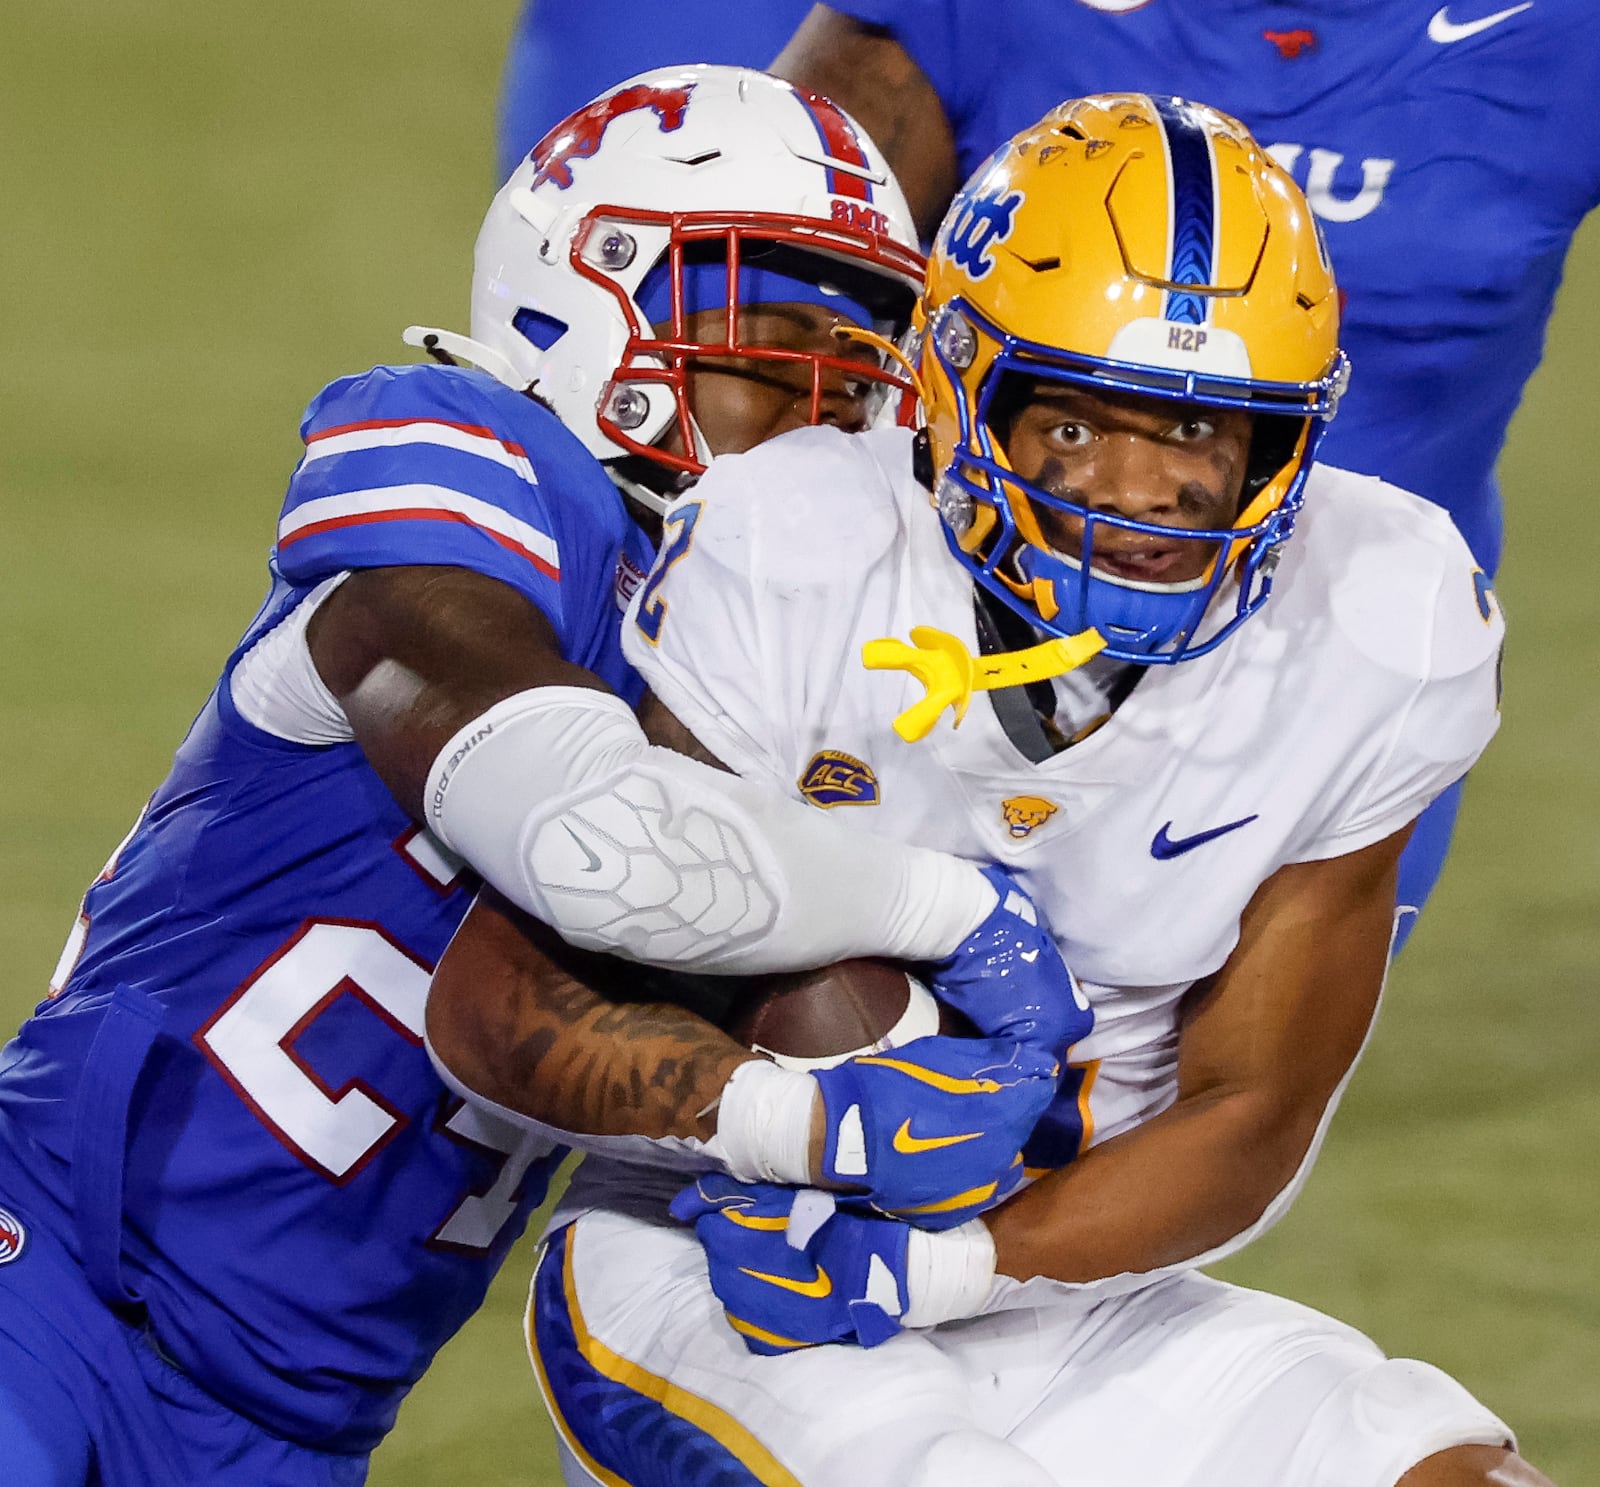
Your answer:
(1169, 418), (1216, 443)
(1051, 420), (1092, 448)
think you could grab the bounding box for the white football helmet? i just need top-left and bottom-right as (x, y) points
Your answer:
(409, 65), (924, 511)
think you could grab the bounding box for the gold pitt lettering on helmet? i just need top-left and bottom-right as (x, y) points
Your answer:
(798, 751), (881, 809)
(1000, 796), (1059, 839)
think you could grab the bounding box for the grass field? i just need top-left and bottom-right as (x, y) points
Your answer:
(3, 5), (1596, 1481)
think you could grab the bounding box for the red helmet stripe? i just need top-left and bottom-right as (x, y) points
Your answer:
(789, 85), (873, 202)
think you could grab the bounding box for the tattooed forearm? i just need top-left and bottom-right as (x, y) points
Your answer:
(773, 5), (960, 240)
(426, 892), (756, 1142)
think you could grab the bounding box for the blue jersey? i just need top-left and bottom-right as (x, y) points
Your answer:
(0, 364), (652, 1453)
(832, 0), (1600, 574)
(496, 0), (814, 182)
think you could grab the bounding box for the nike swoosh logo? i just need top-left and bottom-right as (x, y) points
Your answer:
(1427, 3), (1532, 43)
(850, 1055), (1007, 1096)
(739, 1263), (833, 1299)
(1150, 814), (1259, 860)
(718, 1209), (789, 1232)
(562, 823), (603, 873)
(893, 1179), (1000, 1216)
(892, 1119), (983, 1155)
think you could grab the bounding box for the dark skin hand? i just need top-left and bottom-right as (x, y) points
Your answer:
(774, 6), (959, 242)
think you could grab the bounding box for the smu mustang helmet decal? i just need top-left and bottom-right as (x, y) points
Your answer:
(529, 81), (696, 190)
(917, 93), (1348, 670)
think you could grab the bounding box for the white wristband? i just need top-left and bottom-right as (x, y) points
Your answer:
(712, 1058), (816, 1185)
(902, 1220), (998, 1329)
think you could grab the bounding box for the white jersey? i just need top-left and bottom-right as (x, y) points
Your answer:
(621, 424), (1503, 1158)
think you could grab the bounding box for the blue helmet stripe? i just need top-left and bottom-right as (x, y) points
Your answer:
(1154, 97), (1216, 326)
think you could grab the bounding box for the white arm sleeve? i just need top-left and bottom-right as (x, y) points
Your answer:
(424, 684), (994, 973)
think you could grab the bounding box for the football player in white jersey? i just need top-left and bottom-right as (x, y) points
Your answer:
(479, 95), (1549, 1487)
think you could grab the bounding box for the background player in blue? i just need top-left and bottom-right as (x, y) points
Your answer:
(772, 0), (1600, 945)
(0, 68), (1077, 1484)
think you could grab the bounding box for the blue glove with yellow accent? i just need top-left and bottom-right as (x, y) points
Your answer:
(811, 1034), (1055, 1228)
(672, 1176), (996, 1355)
(928, 865), (1092, 1055)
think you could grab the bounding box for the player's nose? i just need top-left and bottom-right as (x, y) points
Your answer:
(1082, 435), (1183, 522)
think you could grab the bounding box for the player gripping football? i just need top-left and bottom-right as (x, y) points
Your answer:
(488, 95), (1549, 1487)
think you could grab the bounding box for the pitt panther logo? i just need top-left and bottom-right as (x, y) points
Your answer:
(1000, 796), (1059, 839)
(529, 81), (696, 190)
(942, 184), (1024, 281)
(798, 751), (880, 809)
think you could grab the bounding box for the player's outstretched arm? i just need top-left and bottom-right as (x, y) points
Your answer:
(985, 825), (1410, 1287)
(306, 564), (999, 974)
(773, 6), (959, 241)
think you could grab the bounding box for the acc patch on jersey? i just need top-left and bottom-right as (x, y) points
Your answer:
(0, 1206), (27, 1264)
(798, 750), (880, 808)
(1000, 795), (1059, 838)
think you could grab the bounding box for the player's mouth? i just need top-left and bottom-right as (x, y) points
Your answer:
(1088, 535), (1217, 586)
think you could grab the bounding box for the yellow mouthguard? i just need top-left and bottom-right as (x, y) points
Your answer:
(862, 626), (1108, 742)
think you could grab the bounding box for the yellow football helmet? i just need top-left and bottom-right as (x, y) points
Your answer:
(918, 92), (1348, 665)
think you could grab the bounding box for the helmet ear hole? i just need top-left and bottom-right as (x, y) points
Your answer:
(1241, 413), (1304, 503)
(512, 307), (569, 352)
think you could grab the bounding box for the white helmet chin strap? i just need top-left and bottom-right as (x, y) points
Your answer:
(401, 325), (528, 391)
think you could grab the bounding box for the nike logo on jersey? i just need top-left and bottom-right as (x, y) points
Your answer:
(562, 823), (604, 873)
(1150, 814), (1259, 859)
(738, 1262), (833, 1299)
(1427, 3), (1532, 44)
(891, 1119), (983, 1155)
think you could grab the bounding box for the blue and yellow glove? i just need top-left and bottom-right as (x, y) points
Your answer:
(671, 1176), (917, 1354)
(811, 1034), (1056, 1227)
(928, 865), (1092, 1054)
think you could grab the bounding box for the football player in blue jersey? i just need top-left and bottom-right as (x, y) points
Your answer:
(771, 0), (1600, 947)
(0, 67), (1083, 1485)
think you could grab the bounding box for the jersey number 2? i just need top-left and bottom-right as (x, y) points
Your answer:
(633, 500), (702, 645)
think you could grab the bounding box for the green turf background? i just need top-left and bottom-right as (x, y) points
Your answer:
(2, 4), (1594, 1480)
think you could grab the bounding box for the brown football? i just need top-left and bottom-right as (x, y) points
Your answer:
(722, 958), (964, 1071)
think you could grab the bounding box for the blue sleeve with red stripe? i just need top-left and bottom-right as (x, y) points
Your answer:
(274, 363), (631, 652)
